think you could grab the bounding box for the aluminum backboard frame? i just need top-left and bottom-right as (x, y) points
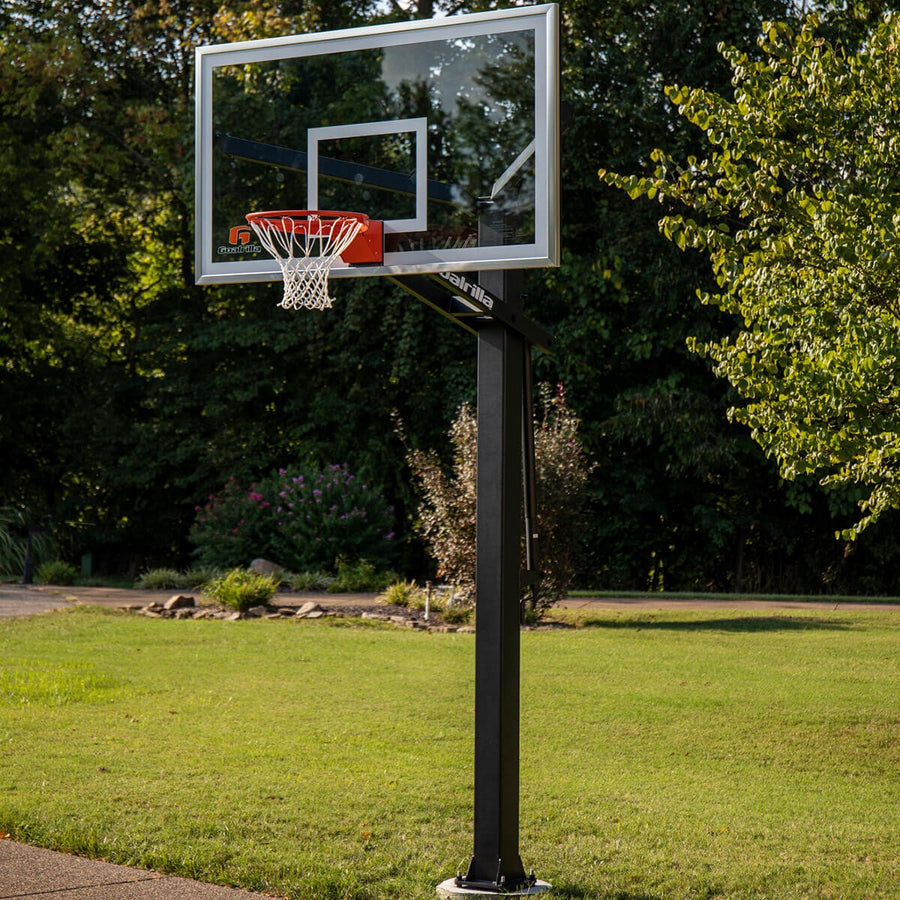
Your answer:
(195, 4), (559, 284)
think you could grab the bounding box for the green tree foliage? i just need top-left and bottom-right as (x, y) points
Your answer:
(5, 0), (900, 592)
(0, 0), (472, 570)
(601, 14), (900, 538)
(526, 0), (846, 591)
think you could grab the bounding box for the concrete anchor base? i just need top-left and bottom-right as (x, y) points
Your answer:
(436, 877), (552, 898)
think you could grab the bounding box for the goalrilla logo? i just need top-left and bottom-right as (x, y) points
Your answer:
(438, 271), (494, 309)
(217, 225), (263, 255)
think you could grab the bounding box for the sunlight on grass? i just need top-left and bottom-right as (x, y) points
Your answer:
(0, 606), (898, 899)
(0, 658), (127, 706)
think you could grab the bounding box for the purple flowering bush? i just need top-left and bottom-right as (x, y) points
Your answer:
(190, 464), (396, 572)
(189, 476), (269, 569)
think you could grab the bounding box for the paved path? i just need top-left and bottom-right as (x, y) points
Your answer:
(0, 583), (70, 617)
(557, 595), (900, 612)
(0, 840), (275, 899)
(4, 582), (900, 617)
(0, 583), (386, 618)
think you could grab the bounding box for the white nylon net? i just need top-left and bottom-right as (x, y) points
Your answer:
(246, 213), (365, 310)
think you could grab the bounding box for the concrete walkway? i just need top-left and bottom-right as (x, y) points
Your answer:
(0, 582), (385, 618)
(0, 583), (70, 617)
(4, 581), (899, 617)
(0, 840), (276, 899)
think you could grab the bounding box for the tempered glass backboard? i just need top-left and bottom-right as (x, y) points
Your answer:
(195, 4), (559, 283)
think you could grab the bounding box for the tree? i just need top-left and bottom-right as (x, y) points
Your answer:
(408, 385), (593, 615)
(0, 0), (474, 570)
(6, 0), (900, 590)
(601, 13), (900, 538)
(526, 0), (848, 591)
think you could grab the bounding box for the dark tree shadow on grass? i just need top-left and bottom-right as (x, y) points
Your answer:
(572, 615), (854, 633)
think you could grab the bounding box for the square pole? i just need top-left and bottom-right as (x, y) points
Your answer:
(463, 268), (529, 889)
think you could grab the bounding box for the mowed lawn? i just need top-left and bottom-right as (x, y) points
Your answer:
(0, 605), (898, 899)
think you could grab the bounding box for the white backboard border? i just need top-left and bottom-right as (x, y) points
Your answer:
(195, 3), (559, 284)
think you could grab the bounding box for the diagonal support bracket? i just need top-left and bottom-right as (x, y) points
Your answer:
(388, 273), (553, 355)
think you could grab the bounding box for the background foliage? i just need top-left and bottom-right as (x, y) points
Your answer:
(409, 385), (593, 613)
(191, 464), (396, 572)
(602, 14), (900, 540)
(3, 0), (900, 592)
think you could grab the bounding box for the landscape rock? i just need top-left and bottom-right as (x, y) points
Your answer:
(249, 558), (282, 575)
(295, 601), (324, 617)
(136, 594), (462, 632)
(164, 594), (195, 611)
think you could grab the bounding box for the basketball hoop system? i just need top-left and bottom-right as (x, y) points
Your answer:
(245, 210), (369, 310)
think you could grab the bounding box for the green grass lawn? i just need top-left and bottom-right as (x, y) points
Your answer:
(1, 606), (898, 899)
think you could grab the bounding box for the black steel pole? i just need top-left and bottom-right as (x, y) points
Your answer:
(461, 267), (530, 890)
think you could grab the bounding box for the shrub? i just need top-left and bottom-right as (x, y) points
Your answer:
(288, 570), (334, 591)
(202, 569), (279, 612)
(0, 508), (57, 576)
(135, 568), (189, 590)
(35, 560), (78, 585)
(189, 477), (269, 570)
(378, 579), (425, 608)
(442, 604), (473, 626)
(530, 384), (596, 611)
(408, 411), (478, 606)
(182, 566), (224, 589)
(328, 559), (397, 593)
(190, 464), (396, 573)
(409, 384), (593, 617)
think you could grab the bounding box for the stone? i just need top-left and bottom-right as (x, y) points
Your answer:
(305, 610), (325, 619)
(295, 601), (324, 617)
(246, 605), (269, 617)
(249, 558), (282, 575)
(174, 608), (194, 619)
(164, 594), (195, 611)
